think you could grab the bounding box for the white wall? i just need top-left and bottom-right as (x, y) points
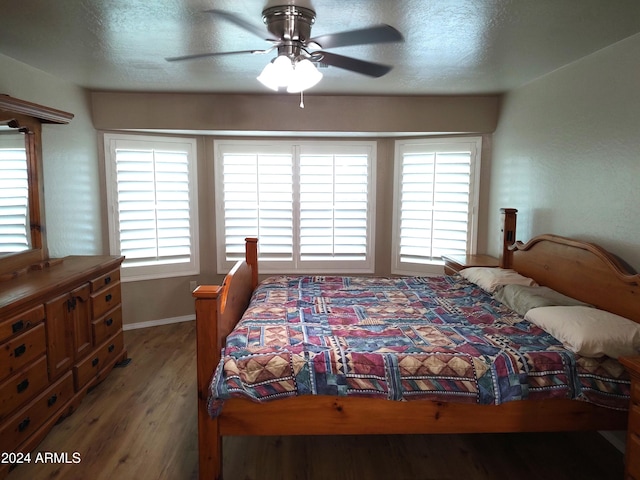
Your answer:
(0, 54), (103, 256)
(488, 33), (640, 271)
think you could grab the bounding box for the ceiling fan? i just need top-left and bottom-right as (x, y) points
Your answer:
(166, 5), (404, 95)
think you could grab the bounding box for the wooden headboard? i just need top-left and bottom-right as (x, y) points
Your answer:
(503, 234), (640, 323)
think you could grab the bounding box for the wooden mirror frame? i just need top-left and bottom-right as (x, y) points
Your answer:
(0, 95), (73, 277)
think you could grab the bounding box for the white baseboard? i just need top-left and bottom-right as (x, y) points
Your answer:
(123, 314), (195, 331)
(599, 430), (626, 454)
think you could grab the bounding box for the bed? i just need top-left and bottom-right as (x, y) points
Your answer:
(193, 211), (640, 480)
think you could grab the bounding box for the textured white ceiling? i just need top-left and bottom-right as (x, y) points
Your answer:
(1, 0), (639, 95)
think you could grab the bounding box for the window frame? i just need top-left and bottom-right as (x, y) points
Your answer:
(103, 132), (200, 282)
(214, 139), (376, 275)
(391, 136), (482, 276)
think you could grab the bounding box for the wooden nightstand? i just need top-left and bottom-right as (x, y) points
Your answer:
(441, 254), (499, 275)
(619, 356), (640, 479)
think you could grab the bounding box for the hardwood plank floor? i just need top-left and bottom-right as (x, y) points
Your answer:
(7, 322), (625, 480)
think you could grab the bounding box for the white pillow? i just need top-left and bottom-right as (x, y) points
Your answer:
(459, 267), (538, 293)
(493, 284), (591, 316)
(524, 306), (640, 358)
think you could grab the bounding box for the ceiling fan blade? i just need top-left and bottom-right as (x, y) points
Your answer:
(310, 24), (403, 49)
(317, 51), (392, 78)
(166, 49), (271, 62)
(205, 9), (278, 42)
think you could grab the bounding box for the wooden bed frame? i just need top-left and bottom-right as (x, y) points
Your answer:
(193, 210), (640, 479)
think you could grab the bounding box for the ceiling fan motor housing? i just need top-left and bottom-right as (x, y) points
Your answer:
(262, 6), (316, 58)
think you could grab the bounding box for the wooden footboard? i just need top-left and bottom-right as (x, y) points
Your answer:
(218, 396), (626, 436)
(193, 238), (258, 480)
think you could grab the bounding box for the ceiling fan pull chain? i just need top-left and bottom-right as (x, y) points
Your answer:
(299, 90), (305, 108)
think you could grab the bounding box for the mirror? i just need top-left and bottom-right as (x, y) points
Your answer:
(0, 95), (73, 277)
(0, 123), (31, 254)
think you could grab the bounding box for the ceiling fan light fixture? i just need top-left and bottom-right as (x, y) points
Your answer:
(257, 54), (322, 93)
(257, 55), (294, 90)
(287, 58), (323, 93)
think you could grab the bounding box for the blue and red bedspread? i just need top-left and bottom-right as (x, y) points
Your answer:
(208, 275), (630, 416)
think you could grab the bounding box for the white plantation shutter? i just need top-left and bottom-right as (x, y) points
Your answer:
(104, 134), (199, 281)
(0, 148), (29, 253)
(392, 137), (481, 275)
(220, 148), (293, 262)
(216, 140), (375, 273)
(299, 147), (369, 261)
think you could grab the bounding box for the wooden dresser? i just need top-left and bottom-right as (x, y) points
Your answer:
(0, 256), (127, 476)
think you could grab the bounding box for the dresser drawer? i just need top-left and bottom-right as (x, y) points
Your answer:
(91, 282), (121, 319)
(0, 372), (74, 453)
(0, 323), (46, 381)
(92, 307), (123, 346)
(0, 356), (49, 422)
(73, 330), (124, 391)
(0, 305), (45, 343)
(90, 268), (121, 293)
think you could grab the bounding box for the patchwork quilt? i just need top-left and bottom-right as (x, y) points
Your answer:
(208, 275), (630, 416)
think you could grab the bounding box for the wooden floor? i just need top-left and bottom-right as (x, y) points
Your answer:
(7, 321), (626, 480)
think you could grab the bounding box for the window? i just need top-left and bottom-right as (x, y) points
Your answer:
(392, 137), (481, 275)
(0, 145), (29, 253)
(215, 140), (376, 274)
(104, 133), (199, 281)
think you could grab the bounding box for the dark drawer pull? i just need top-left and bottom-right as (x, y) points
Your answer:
(18, 417), (30, 432)
(105, 318), (113, 327)
(108, 344), (115, 353)
(105, 276), (112, 285)
(14, 344), (26, 358)
(67, 297), (77, 312)
(92, 357), (99, 367)
(11, 320), (25, 334)
(105, 294), (112, 302)
(16, 379), (29, 394)
(47, 394), (58, 407)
